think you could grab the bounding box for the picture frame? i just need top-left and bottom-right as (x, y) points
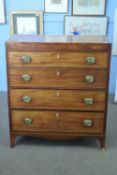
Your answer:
(45, 0), (68, 13)
(0, 0), (6, 24)
(72, 0), (106, 16)
(10, 10), (43, 35)
(112, 9), (117, 55)
(65, 16), (108, 36)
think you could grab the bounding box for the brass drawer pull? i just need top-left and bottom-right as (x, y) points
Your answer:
(23, 118), (33, 125)
(85, 75), (95, 83)
(82, 119), (93, 127)
(21, 74), (32, 82)
(84, 97), (94, 105)
(22, 96), (32, 103)
(21, 55), (32, 64)
(86, 57), (96, 65)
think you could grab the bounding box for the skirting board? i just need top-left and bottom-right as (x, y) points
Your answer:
(114, 76), (117, 103)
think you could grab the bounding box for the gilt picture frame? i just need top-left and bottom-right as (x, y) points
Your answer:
(0, 0), (6, 24)
(45, 0), (68, 13)
(10, 10), (43, 35)
(72, 0), (106, 16)
(65, 16), (108, 36)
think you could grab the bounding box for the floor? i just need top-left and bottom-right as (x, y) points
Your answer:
(0, 92), (117, 175)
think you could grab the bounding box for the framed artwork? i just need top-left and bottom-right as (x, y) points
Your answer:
(45, 0), (68, 13)
(112, 9), (117, 55)
(72, 0), (106, 16)
(10, 10), (43, 35)
(65, 16), (108, 36)
(0, 0), (5, 24)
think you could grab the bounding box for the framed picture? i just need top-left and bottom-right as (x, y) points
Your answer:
(0, 0), (5, 24)
(65, 16), (108, 36)
(112, 9), (117, 55)
(10, 10), (43, 35)
(72, 0), (106, 16)
(45, 0), (68, 13)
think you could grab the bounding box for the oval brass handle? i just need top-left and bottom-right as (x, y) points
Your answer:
(86, 57), (96, 65)
(84, 97), (94, 105)
(21, 55), (32, 64)
(23, 118), (33, 125)
(22, 96), (32, 103)
(21, 74), (32, 82)
(82, 119), (93, 127)
(84, 75), (95, 83)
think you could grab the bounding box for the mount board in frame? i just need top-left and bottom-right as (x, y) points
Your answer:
(45, 0), (68, 13)
(65, 16), (108, 36)
(0, 0), (5, 24)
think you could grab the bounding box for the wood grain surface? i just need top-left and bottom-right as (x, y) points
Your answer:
(12, 110), (104, 133)
(8, 51), (108, 68)
(10, 89), (106, 111)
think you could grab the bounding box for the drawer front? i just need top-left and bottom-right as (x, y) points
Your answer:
(9, 68), (107, 89)
(8, 52), (108, 68)
(10, 89), (105, 111)
(11, 110), (104, 133)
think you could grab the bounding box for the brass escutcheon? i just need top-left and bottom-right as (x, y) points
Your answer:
(23, 118), (33, 125)
(85, 75), (95, 83)
(21, 74), (32, 82)
(84, 97), (94, 105)
(21, 55), (32, 64)
(86, 57), (96, 65)
(22, 96), (32, 103)
(83, 119), (93, 127)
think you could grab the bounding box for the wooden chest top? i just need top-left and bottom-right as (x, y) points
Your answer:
(6, 35), (111, 52)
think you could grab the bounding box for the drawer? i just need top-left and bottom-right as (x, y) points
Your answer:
(10, 89), (106, 111)
(11, 110), (104, 133)
(9, 68), (107, 89)
(8, 51), (108, 68)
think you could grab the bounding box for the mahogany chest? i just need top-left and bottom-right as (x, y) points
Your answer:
(6, 35), (111, 148)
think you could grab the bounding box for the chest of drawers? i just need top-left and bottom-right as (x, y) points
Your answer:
(6, 35), (111, 148)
